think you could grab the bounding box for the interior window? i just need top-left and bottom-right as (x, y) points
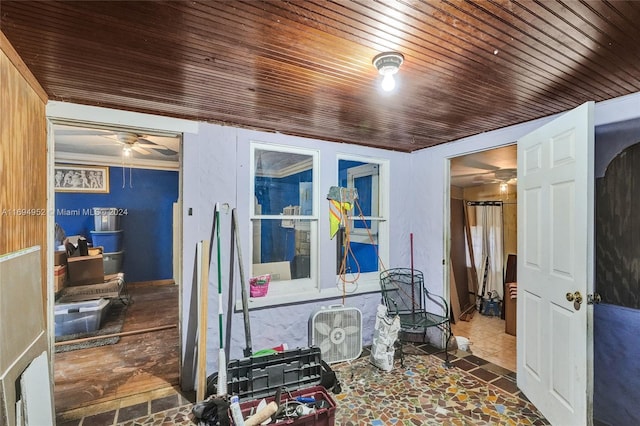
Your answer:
(251, 145), (317, 290)
(336, 157), (387, 280)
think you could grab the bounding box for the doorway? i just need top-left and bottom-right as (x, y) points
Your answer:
(49, 120), (184, 420)
(448, 145), (517, 372)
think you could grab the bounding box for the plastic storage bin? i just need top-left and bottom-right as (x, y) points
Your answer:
(224, 347), (323, 400)
(232, 386), (336, 426)
(103, 251), (124, 275)
(93, 207), (121, 231)
(54, 298), (111, 336)
(208, 347), (323, 399)
(90, 230), (123, 252)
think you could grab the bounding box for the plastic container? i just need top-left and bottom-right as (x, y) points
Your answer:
(249, 274), (270, 297)
(90, 230), (123, 253)
(455, 336), (471, 352)
(54, 298), (111, 336)
(212, 346), (323, 400)
(103, 251), (124, 275)
(229, 395), (246, 426)
(231, 386), (336, 426)
(93, 207), (121, 231)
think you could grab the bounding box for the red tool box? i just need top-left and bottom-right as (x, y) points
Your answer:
(232, 385), (336, 426)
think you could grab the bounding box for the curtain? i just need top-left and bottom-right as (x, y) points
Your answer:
(466, 203), (504, 300)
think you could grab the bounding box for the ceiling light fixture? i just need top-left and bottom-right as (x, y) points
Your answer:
(373, 51), (404, 92)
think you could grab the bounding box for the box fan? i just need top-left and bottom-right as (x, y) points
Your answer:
(309, 305), (362, 363)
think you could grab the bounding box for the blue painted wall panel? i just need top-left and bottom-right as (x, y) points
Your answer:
(593, 304), (640, 425)
(55, 166), (178, 282)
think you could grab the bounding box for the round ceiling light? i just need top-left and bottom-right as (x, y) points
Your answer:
(372, 52), (404, 91)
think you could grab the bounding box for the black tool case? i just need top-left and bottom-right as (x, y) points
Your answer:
(225, 346), (323, 400)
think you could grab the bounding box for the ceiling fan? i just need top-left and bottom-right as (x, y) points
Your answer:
(54, 125), (179, 158)
(111, 131), (177, 157)
(105, 131), (178, 157)
(471, 168), (518, 184)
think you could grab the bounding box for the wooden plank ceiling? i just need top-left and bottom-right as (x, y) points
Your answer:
(2, 1), (640, 152)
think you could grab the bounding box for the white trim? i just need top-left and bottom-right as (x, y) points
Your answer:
(46, 101), (199, 134)
(235, 275), (380, 310)
(46, 120), (56, 364)
(249, 142), (320, 303)
(336, 154), (390, 278)
(347, 163), (380, 236)
(594, 91), (640, 126)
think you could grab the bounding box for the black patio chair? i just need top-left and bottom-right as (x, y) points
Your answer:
(380, 268), (452, 367)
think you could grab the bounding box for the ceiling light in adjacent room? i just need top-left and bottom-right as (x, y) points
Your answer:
(373, 51), (404, 92)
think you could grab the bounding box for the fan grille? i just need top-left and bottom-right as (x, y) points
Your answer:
(309, 306), (362, 364)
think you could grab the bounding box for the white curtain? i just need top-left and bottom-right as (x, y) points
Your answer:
(467, 204), (504, 300)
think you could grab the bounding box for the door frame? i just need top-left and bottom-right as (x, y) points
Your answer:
(45, 101), (196, 385)
(442, 94), (640, 424)
(444, 143), (517, 339)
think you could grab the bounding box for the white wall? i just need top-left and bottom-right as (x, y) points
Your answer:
(410, 92), (640, 308)
(181, 124), (413, 375)
(48, 91), (640, 391)
(410, 115), (555, 302)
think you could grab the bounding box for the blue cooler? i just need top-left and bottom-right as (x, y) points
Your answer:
(90, 230), (123, 252)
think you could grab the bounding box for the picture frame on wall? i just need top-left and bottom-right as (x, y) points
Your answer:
(54, 165), (110, 193)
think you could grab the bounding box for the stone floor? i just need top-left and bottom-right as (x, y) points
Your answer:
(332, 344), (547, 425)
(76, 343), (548, 426)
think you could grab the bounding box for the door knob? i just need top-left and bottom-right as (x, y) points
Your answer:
(566, 291), (583, 310)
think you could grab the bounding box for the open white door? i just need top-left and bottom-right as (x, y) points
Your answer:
(517, 102), (594, 425)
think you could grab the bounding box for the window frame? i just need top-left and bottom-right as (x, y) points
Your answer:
(249, 142), (319, 299)
(336, 154), (390, 287)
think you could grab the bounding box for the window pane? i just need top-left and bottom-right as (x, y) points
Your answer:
(254, 149), (313, 216)
(252, 219), (311, 281)
(337, 159), (381, 275)
(343, 231), (379, 273)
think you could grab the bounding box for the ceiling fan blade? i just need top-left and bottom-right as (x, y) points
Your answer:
(136, 137), (178, 155)
(136, 137), (160, 145)
(494, 168), (517, 181)
(80, 134), (119, 146)
(149, 146), (178, 156)
(132, 145), (151, 155)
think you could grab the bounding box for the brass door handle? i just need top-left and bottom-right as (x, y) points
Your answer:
(566, 291), (583, 310)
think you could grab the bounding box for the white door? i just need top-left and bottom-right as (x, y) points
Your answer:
(517, 102), (594, 426)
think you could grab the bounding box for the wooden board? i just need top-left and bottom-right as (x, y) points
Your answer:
(196, 241), (209, 401)
(0, 247), (49, 426)
(20, 351), (54, 425)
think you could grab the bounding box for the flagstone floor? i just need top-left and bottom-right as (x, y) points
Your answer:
(101, 343), (548, 426)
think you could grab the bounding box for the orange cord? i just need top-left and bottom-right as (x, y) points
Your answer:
(336, 197), (387, 303)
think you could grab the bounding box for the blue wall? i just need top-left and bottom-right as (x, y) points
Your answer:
(593, 118), (640, 425)
(594, 304), (640, 425)
(255, 169), (312, 262)
(55, 166), (178, 282)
